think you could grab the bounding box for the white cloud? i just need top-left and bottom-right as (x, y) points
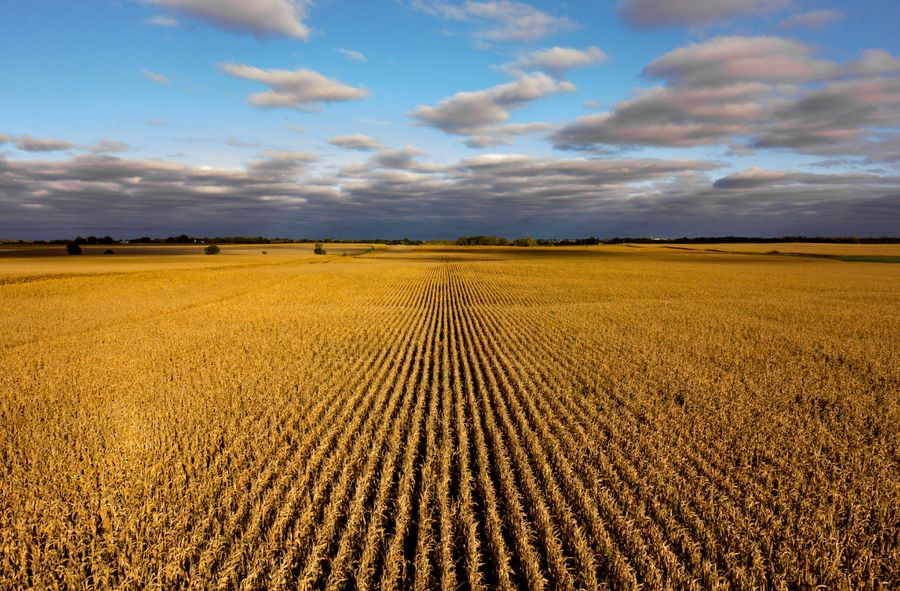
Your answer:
(778, 9), (844, 30)
(141, 69), (172, 86)
(337, 48), (367, 63)
(849, 49), (900, 77)
(12, 135), (77, 153)
(507, 46), (608, 78)
(328, 134), (383, 151)
(553, 36), (900, 158)
(144, 14), (180, 27)
(90, 140), (131, 154)
(409, 72), (573, 145)
(149, 0), (311, 39)
(219, 64), (369, 110)
(411, 1), (577, 42)
(619, 0), (789, 28)
(248, 150), (317, 177)
(1, 134), (131, 154)
(642, 36), (839, 87)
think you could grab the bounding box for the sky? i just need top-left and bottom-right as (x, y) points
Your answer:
(1, 0), (899, 239)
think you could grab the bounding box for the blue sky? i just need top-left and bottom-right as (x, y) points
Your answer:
(1, 0), (899, 238)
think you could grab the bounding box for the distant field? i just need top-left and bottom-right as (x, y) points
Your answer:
(1, 245), (897, 589)
(633, 242), (900, 262)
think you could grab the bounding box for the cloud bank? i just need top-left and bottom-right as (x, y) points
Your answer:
(3, 149), (897, 239)
(552, 36), (900, 163)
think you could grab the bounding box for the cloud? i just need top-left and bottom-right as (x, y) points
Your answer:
(286, 125), (307, 134)
(462, 122), (556, 148)
(751, 77), (900, 151)
(219, 64), (369, 110)
(553, 36), (900, 158)
(411, 1), (577, 42)
(13, 136), (77, 152)
(506, 46), (608, 78)
(367, 147), (446, 173)
(1, 134), (131, 154)
(337, 48), (367, 63)
(328, 134), (383, 151)
(778, 9), (844, 30)
(148, 0), (311, 39)
(144, 14), (180, 27)
(849, 49), (900, 77)
(90, 140), (131, 154)
(247, 150), (317, 178)
(619, 0), (789, 28)
(642, 36), (839, 87)
(553, 83), (769, 148)
(141, 69), (172, 85)
(713, 167), (878, 189)
(3, 149), (898, 238)
(224, 137), (260, 148)
(410, 72), (573, 145)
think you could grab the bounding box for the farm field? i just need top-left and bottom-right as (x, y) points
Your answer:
(1, 245), (898, 590)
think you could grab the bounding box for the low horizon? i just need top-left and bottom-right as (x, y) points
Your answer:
(5, 233), (900, 245)
(2, 1), (899, 236)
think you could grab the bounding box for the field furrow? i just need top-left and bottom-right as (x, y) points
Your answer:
(2, 247), (897, 590)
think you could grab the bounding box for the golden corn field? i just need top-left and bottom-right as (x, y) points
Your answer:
(1, 244), (898, 590)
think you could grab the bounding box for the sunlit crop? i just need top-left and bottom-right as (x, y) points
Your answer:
(1, 245), (897, 590)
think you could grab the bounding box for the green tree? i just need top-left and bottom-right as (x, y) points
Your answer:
(204, 244), (220, 255)
(66, 243), (82, 255)
(314, 243), (326, 255)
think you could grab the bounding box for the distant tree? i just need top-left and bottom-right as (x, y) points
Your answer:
(66, 243), (82, 255)
(456, 235), (510, 246)
(261, 250), (268, 255)
(103, 249), (115, 255)
(314, 243), (326, 255)
(513, 237), (537, 247)
(204, 244), (220, 255)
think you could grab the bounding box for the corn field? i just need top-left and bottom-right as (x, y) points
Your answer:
(1, 246), (898, 590)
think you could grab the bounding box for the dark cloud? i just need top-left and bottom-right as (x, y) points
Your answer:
(3, 150), (896, 239)
(713, 167), (885, 189)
